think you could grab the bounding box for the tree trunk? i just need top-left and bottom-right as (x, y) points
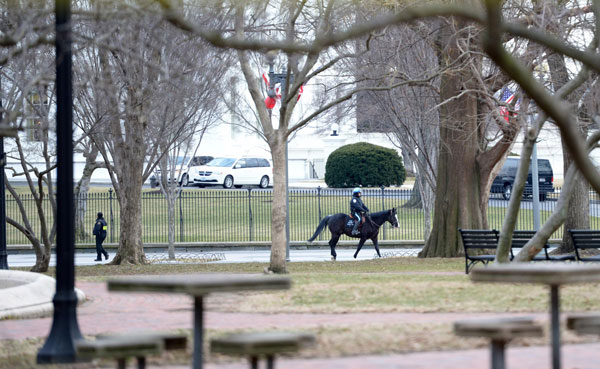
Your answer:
(268, 135), (288, 273)
(167, 194), (176, 259)
(74, 152), (98, 241)
(111, 178), (146, 264)
(403, 181), (422, 209)
(548, 50), (589, 253)
(30, 239), (49, 272)
(110, 111), (147, 265)
(558, 136), (589, 252)
(419, 18), (482, 258)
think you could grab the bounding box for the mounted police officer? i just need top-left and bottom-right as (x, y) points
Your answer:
(350, 187), (369, 235)
(93, 212), (109, 262)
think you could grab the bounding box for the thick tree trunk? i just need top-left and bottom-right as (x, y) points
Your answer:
(268, 135), (288, 273)
(548, 51), (589, 253)
(110, 111), (147, 265)
(419, 19), (482, 258)
(112, 179), (146, 264)
(559, 137), (589, 252)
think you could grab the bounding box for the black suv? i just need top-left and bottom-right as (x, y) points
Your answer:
(491, 157), (554, 201)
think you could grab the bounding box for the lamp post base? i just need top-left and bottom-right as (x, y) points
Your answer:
(37, 291), (83, 364)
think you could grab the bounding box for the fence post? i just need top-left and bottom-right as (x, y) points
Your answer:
(317, 186), (322, 241)
(108, 188), (114, 243)
(380, 185), (386, 240)
(248, 188), (253, 241)
(179, 192), (184, 242)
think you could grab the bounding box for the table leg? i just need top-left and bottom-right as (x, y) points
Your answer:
(194, 296), (204, 369)
(550, 285), (561, 369)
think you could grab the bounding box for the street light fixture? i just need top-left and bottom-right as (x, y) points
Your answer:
(264, 52), (292, 262)
(37, 0), (82, 363)
(0, 67), (9, 270)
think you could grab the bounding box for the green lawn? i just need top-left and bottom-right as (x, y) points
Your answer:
(5, 186), (598, 245)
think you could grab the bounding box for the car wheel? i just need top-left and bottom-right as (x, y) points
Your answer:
(503, 184), (512, 200)
(223, 175), (234, 189)
(180, 174), (189, 187)
(259, 176), (269, 189)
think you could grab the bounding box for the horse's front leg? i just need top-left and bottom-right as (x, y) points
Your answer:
(329, 235), (340, 261)
(372, 237), (381, 258)
(353, 237), (368, 259)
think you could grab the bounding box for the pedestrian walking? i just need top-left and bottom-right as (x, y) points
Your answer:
(93, 212), (109, 262)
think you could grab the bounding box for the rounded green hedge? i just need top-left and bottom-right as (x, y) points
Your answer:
(324, 142), (406, 188)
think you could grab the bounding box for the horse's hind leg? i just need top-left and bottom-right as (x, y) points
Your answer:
(354, 238), (368, 259)
(329, 235), (340, 261)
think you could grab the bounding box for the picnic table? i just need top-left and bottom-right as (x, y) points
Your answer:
(107, 274), (291, 369)
(470, 263), (600, 369)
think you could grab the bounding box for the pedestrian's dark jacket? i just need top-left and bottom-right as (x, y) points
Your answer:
(350, 194), (369, 214)
(93, 217), (107, 238)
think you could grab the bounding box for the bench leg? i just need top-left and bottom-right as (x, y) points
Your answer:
(490, 339), (506, 369)
(194, 296), (204, 369)
(550, 285), (561, 369)
(248, 355), (258, 369)
(137, 356), (146, 369)
(117, 358), (126, 369)
(266, 354), (275, 369)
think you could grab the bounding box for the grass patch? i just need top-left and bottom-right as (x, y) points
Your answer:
(26, 257), (600, 314)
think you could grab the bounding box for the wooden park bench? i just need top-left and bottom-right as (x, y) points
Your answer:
(454, 317), (543, 369)
(458, 229), (500, 274)
(76, 332), (187, 369)
(568, 229), (600, 262)
(210, 331), (315, 369)
(510, 230), (575, 262)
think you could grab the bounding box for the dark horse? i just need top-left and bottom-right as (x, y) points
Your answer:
(307, 208), (399, 260)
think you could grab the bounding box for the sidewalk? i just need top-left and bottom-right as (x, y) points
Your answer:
(2, 280), (599, 368)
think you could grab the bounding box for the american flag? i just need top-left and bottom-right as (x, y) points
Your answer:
(499, 88), (515, 122)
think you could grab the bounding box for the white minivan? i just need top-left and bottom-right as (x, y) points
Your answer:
(189, 156), (272, 189)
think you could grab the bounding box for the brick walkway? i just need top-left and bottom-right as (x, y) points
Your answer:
(1, 281), (598, 368)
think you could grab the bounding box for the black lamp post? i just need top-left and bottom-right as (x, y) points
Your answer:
(265, 53), (292, 261)
(0, 68), (8, 270)
(37, 0), (82, 363)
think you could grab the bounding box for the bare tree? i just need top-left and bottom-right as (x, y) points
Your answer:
(1, 56), (57, 272)
(69, 0), (231, 264)
(351, 22), (440, 242)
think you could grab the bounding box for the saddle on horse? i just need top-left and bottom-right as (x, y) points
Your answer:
(347, 214), (365, 235)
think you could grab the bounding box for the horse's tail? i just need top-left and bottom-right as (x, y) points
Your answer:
(308, 215), (331, 242)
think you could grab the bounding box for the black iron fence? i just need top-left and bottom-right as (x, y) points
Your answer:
(4, 186), (600, 245)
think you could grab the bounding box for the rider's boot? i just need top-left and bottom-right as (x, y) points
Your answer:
(351, 223), (360, 235)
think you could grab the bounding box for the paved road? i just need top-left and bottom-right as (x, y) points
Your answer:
(6, 247), (421, 268)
